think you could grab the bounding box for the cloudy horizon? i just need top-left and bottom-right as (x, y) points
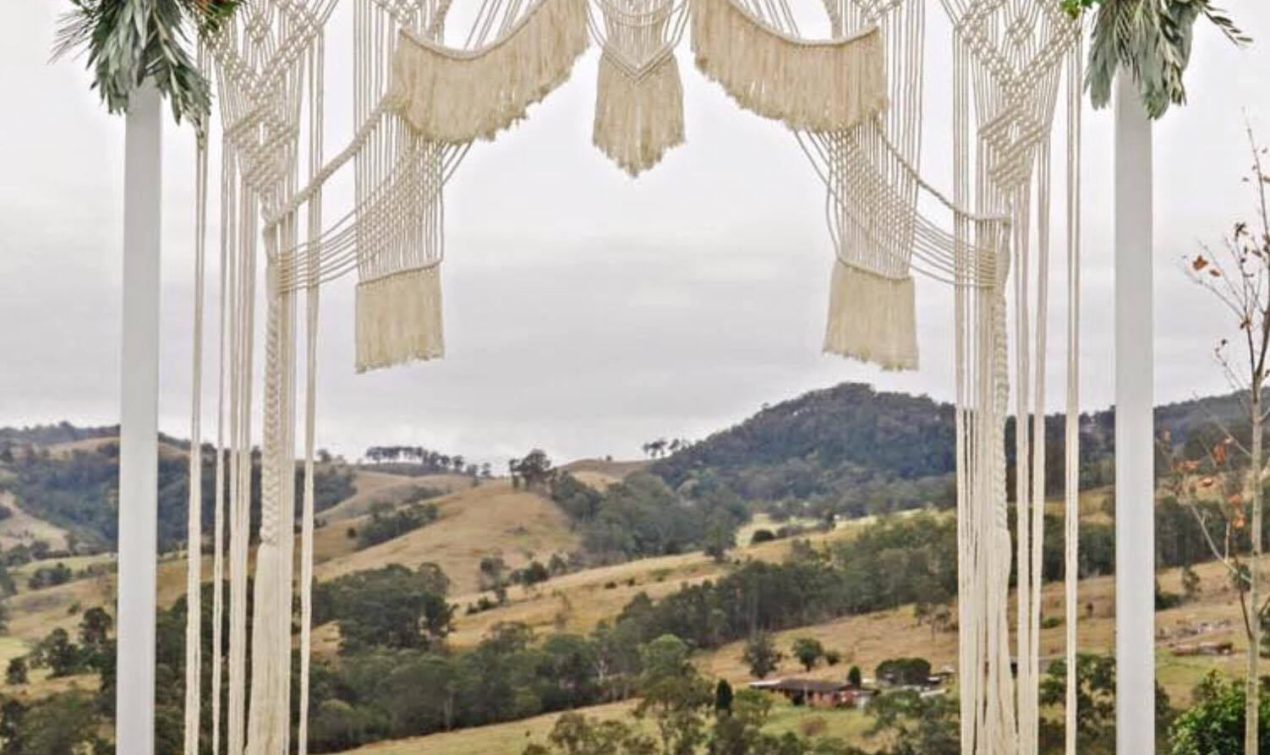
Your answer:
(3, 2), (1270, 465)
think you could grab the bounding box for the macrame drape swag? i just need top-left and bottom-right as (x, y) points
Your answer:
(185, 1), (1085, 753)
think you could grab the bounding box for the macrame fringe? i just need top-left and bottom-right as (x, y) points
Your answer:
(593, 54), (685, 176)
(690, 0), (887, 132)
(387, 0), (590, 143)
(356, 266), (445, 372)
(823, 259), (918, 371)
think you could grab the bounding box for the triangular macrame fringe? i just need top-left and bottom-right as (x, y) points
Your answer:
(690, 0), (887, 131)
(387, 0), (590, 143)
(593, 54), (685, 176)
(823, 259), (918, 371)
(356, 266), (445, 372)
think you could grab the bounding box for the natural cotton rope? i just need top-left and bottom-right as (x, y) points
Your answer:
(387, 0), (590, 142)
(186, 3), (1087, 753)
(719, 1), (1083, 752)
(1063, 33), (1083, 755)
(183, 49), (209, 753)
(691, 0), (886, 132)
(588, 0), (688, 175)
(194, 1), (591, 749)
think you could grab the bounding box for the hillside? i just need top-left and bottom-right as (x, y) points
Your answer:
(332, 503), (1255, 755)
(0, 384), (1265, 753)
(647, 382), (1263, 511)
(315, 478), (579, 595)
(0, 383), (1252, 553)
(650, 383), (957, 509)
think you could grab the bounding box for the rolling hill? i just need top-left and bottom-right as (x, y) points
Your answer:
(0, 382), (1265, 752)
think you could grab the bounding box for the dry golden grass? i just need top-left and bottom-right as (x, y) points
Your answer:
(734, 513), (823, 549)
(1043, 487), (1114, 525)
(0, 493), (71, 552)
(446, 522), (871, 648)
(366, 540), (1240, 753)
(566, 470), (622, 490)
(315, 480), (579, 596)
(697, 551), (1257, 705)
(336, 698), (876, 755)
(320, 470), (472, 523)
(42, 437), (120, 458)
(0, 461), (1252, 741)
(560, 458), (649, 479)
(338, 701), (639, 755)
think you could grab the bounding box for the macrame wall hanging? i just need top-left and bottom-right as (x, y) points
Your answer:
(183, 0), (1086, 753)
(588, 0), (689, 174)
(191, 0), (587, 752)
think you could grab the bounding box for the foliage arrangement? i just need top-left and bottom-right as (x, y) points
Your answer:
(1064, 0), (1248, 118)
(53, 0), (241, 129)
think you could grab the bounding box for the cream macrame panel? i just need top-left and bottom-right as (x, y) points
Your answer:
(686, 0), (1084, 753)
(191, 0), (588, 753)
(183, 1), (1085, 753)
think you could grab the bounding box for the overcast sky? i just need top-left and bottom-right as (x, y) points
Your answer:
(2, 3), (1270, 464)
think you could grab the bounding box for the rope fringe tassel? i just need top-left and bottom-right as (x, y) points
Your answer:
(593, 54), (685, 176)
(691, 0), (887, 131)
(388, 0), (590, 142)
(356, 267), (445, 372)
(823, 261), (918, 371)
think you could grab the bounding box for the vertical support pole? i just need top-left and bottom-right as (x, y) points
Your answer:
(117, 81), (162, 755)
(1114, 71), (1155, 753)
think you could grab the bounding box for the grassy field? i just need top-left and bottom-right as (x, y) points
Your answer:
(0, 493), (71, 552)
(445, 515), (871, 649)
(0, 455), (1257, 750)
(314, 478), (580, 596)
(338, 697), (876, 755)
(320, 471), (473, 522)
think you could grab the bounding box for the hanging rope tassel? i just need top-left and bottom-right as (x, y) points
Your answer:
(356, 266), (445, 372)
(593, 52), (685, 176)
(588, 0), (688, 175)
(691, 0), (886, 131)
(387, 0), (590, 143)
(822, 261), (917, 371)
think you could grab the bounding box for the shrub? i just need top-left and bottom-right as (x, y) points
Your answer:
(800, 716), (829, 738)
(750, 529), (777, 545)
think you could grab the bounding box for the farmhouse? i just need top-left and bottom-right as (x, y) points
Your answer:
(747, 678), (874, 709)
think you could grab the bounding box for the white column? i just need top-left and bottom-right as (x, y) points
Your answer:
(1114, 71), (1155, 753)
(117, 81), (162, 755)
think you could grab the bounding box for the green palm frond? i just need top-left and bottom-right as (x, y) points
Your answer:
(1071, 0), (1249, 119)
(54, 0), (242, 131)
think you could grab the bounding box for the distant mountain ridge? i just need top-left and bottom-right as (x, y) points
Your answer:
(649, 382), (1258, 511)
(0, 383), (1258, 545)
(651, 383), (957, 511)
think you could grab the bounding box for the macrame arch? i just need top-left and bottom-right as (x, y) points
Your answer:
(181, 1), (1087, 753)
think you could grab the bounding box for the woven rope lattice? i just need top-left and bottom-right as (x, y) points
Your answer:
(186, 3), (1083, 754)
(193, 0), (586, 752)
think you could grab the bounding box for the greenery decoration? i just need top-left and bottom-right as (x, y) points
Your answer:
(1063, 0), (1249, 118)
(53, 0), (241, 130)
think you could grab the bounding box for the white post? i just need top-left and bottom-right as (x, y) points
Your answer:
(1114, 71), (1155, 752)
(117, 81), (162, 755)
